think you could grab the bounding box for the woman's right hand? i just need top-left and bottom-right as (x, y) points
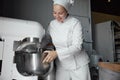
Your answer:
(42, 50), (57, 63)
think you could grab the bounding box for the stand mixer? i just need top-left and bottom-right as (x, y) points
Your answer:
(0, 17), (55, 80)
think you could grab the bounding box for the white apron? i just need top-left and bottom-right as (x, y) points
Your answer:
(55, 64), (91, 80)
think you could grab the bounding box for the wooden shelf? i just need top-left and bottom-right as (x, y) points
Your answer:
(98, 62), (120, 72)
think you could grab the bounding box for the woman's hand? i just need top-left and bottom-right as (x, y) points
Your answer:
(42, 50), (57, 63)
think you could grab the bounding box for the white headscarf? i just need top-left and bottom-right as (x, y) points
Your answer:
(53, 0), (74, 11)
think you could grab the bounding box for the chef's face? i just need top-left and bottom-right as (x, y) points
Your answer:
(53, 4), (68, 22)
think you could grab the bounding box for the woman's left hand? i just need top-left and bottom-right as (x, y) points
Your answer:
(42, 50), (57, 63)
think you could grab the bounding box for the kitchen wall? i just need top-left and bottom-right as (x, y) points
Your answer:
(0, 0), (91, 29)
(0, 0), (53, 29)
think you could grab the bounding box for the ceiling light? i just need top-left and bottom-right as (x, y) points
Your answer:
(108, 0), (111, 2)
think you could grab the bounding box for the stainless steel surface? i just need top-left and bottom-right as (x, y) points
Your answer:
(16, 37), (40, 53)
(14, 37), (53, 77)
(22, 37), (40, 43)
(23, 52), (52, 76)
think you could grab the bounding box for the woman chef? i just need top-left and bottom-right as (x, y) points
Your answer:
(42, 0), (91, 80)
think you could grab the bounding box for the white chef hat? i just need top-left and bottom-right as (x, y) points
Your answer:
(53, 0), (74, 11)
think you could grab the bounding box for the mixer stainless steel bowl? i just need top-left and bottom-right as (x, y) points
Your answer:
(14, 37), (54, 78)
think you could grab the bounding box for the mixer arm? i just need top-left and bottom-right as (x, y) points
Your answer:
(40, 33), (56, 51)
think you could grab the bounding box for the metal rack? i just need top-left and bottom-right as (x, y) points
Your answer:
(94, 20), (120, 62)
(114, 21), (120, 62)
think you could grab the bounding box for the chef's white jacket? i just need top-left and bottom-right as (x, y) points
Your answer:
(48, 16), (90, 70)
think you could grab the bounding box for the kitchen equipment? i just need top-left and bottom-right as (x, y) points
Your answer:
(0, 17), (55, 80)
(14, 37), (54, 78)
